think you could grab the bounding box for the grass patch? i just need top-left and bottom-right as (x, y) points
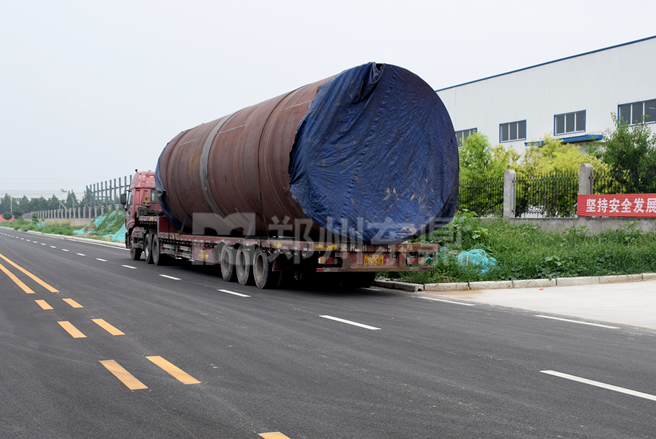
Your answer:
(0, 211), (126, 242)
(0, 219), (77, 235)
(389, 217), (656, 283)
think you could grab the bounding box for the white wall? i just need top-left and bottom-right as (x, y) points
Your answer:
(437, 37), (656, 154)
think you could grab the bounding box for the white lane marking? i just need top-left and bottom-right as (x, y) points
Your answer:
(160, 274), (180, 280)
(62, 249), (69, 252)
(50, 246), (56, 248)
(96, 258), (107, 262)
(364, 287), (382, 291)
(535, 315), (619, 329)
(41, 243), (46, 246)
(77, 253), (86, 256)
(122, 265), (137, 269)
(541, 370), (656, 402)
(218, 289), (250, 298)
(21, 238), (24, 240)
(418, 296), (476, 306)
(320, 315), (381, 330)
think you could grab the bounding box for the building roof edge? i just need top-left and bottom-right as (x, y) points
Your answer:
(436, 35), (656, 92)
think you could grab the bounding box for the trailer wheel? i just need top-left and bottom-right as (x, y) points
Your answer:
(236, 246), (254, 285)
(220, 245), (237, 282)
(253, 248), (281, 289)
(144, 234), (154, 264)
(152, 235), (168, 266)
(129, 242), (142, 261)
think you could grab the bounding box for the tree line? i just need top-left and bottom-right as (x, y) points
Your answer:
(1, 192), (78, 219)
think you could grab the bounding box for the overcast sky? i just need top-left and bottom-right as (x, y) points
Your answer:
(2, 0), (655, 199)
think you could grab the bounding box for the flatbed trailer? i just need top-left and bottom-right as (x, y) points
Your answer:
(124, 172), (439, 289)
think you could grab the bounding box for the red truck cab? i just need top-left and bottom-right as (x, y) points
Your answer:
(123, 171), (162, 259)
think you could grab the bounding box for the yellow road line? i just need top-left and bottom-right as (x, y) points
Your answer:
(92, 319), (125, 336)
(35, 299), (53, 310)
(62, 298), (83, 308)
(0, 262), (35, 294)
(100, 360), (148, 390)
(146, 356), (201, 385)
(58, 321), (86, 338)
(0, 253), (59, 292)
(259, 433), (291, 439)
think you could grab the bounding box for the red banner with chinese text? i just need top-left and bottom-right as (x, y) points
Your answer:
(577, 194), (656, 217)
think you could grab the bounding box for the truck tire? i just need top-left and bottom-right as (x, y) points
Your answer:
(253, 247), (281, 289)
(144, 234), (154, 264)
(130, 244), (142, 261)
(220, 245), (237, 282)
(236, 246), (254, 285)
(152, 235), (168, 266)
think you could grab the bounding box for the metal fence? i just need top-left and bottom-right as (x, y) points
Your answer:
(457, 177), (504, 216)
(29, 175), (133, 220)
(85, 176), (132, 209)
(458, 170), (580, 218)
(594, 168), (656, 195)
(516, 170), (578, 217)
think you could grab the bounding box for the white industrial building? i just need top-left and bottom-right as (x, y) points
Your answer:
(437, 35), (656, 154)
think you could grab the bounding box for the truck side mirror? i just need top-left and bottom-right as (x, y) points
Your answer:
(120, 193), (127, 205)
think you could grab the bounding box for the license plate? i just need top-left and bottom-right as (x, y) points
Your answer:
(364, 255), (384, 266)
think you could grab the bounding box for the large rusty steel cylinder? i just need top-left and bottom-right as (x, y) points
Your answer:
(155, 62), (459, 244)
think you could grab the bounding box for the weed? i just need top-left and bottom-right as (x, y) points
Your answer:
(399, 218), (656, 283)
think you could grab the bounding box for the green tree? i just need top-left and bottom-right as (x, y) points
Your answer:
(2, 212), (12, 220)
(520, 134), (607, 176)
(0, 194), (11, 215)
(458, 133), (519, 215)
(515, 135), (606, 218)
(47, 195), (60, 210)
(589, 114), (656, 193)
(459, 132), (519, 180)
(65, 191), (78, 209)
(18, 195), (31, 214)
(33, 197), (48, 211)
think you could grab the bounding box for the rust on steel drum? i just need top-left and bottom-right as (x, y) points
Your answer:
(156, 63), (458, 243)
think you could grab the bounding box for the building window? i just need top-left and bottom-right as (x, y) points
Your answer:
(618, 99), (656, 124)
(455, 128), (477, 144)
(499, 120), (526, 142)
(554, 111), (585, 135)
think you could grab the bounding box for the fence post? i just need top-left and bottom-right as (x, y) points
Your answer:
(579, 163), (593, 195)
(503, 170), (516, 219)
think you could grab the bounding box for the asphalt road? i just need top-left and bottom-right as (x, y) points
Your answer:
(0, 229), (655, 438)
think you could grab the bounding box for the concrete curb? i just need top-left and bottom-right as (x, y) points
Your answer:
(23, 230), (127, 250)
(374, 273), (656, 292)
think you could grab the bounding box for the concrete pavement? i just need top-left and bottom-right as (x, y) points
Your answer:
(425, 280), (656, 330)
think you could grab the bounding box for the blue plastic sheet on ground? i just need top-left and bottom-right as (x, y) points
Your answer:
(73, 223), (93, 235)
(289, 63), (459, 244)
(457, 249), (497, 273)
(104, 223), (127, 242)
(73, 211), (126, 242)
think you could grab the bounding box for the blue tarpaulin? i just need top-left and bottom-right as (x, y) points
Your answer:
(457, 249), (498, 273)
(289, 63), (459, 243)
